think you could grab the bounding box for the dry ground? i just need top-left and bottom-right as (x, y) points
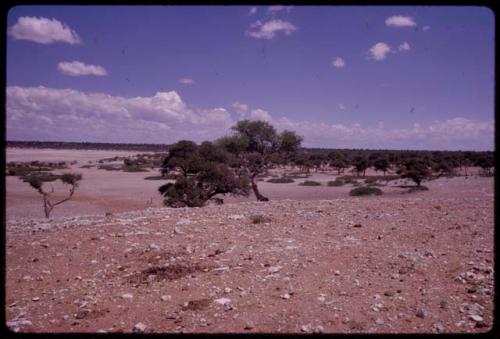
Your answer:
(4, 148), (495, 334)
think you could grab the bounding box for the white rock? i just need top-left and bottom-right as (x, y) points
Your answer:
(32, 297), (40, 301)
(173, 227), (184, 235)
(176, 218), (191, 225)
(268, 266), (282, 273)
(334, 270), (340, 276)
(224, 287), (232, 293)
(121, 293), (134, 300)
(133, 322), (147, 333)
(375, 319), (384, 325)
(313, 325), (325, 333)
(469, 314), (483, 322)
(228, 214), (244, 220)
(281, 293), (291, 300)
(161, 295), (171, 301)
(148, 243), (160, 251)
(214, 298), (231, 306)
(301, 324), (312, 333)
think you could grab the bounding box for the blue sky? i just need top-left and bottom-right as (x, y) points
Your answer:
(6, 5), (495, 150)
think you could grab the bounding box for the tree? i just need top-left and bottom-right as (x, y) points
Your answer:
(26, 173), (82, 218)
(309, 153), (327, 172)
(219, 120), (303, 201)
(159, 141), (250, 207)
(396, 158), (431, 187)
(328, 151), (350, 175)
(475, 153), (494, 176)
(353, 155), (369, 177)
(373, 157), (390, 177)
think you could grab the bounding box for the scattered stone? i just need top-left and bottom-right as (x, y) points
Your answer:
(214, 298), (231, 306)
(161, 295), (172, 301)
(375, 319), (384, 325)
(224, 287), (232, 293)
(121, 293), (134, 300)
(148, 243), (160, 251)
(334, 270), (340, 276)
(416, 309), (426, 318)
(31, 297), (40, 302)
(268, 266), (282, 274)
(433, 323), (445, 333)
(133, 322), (147, 333)
(173, 227), (184, 235)
(469, 314), (483, 322)
(384, 291), (394, 297)
(281, 293), (291, 300)
(228, 214), (244, 220)
(353, 223), (362, 228)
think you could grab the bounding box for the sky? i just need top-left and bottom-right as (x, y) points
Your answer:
(5, 5), (495, 150)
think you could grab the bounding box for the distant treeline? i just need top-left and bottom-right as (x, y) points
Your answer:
(6, 140), (493, 158)
(6, 141), (170, 152)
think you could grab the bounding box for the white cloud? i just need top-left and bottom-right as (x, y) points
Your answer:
(332, 57), (345, 68)
(232, 102), (249, 118)
(57, 61), (107, 76)
(6, 86), (493, 150)
(8, 16), (81, 44)
(249, 109), (272, 122)
(267, 6), (293, 13)
(246, 19), (297, 39)
(368, 42), (391, 61)
(249, 7), (257, 15)
(6, 86), (234, 144)
(422, 25), (431, 31)
(179, 78), (195, 85)
(338, 103), (346, 111)
(385, 15), (417, 27)
(398, 42), (411, 52)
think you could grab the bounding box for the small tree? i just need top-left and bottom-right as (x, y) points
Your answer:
(328, 151), (350, 175)
(219, 120), (302, 201)
(396, 158), (431, 187)
(26, 173), (82, 218)
(353, 155), (369, 177)
(373, 157), (390, 177)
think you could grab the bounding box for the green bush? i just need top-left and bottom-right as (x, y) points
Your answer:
(327, 179), (345, 187)
(299, 180), (322, 186)
(349, 186), (383, 196)
(364, 177), (378, 184)
(97, 164), (122, 171)
(20, 173), (60, 183)
(123, 165), (149, 172)
(267, 177), (294, 183)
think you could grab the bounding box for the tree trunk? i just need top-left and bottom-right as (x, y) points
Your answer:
(251, 174), (269, 201)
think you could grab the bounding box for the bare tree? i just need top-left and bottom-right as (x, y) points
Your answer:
(26, 173), (83, 218)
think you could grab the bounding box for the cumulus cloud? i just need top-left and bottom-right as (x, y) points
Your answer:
(246, 19), (297, 39)
(267, 6), (293, 13)
(332, 57), (345, 68)
(273, 117), (493, 150)
(249, 109), (272, 122)
(57, 61), (107, 76)
(6, 86), (493, 150)
(232, 102), (249, 118)
(6, 86), (234, 144)
(8, 16), (81, 44)
(178, 78), (195, 85)
(385, 15), (417, 27)
(398, 42), (411, 52)
(249, 7), (257, 15)
(368, 42), (391, 61)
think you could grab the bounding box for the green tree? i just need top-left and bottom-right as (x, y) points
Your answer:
(373, 157), (390, 177)
(396, 158), (431, 187)
(26, 173), (82, 218)
(219, 120), (303, 201)
(158, 141), (250, 207)
(353, 155), (369, 177)
(328, 151), (350, 175)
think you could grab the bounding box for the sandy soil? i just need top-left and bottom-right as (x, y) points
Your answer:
(4, 148), (495, 334)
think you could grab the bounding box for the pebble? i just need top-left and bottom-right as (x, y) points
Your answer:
(148, 243), (160, 251)
(214, 298), (231, 306)
(32, 297), (40, 302)
(121, 293), (134, 300)
(161, 295), (171, 301)
(268, 266), (282, 273)
(433, 323), (445, 333)
(416, 309), (426, 318)
(224, 287), (232, 293)
(469, 314), (483, 322)
(281, 293), (291, 300)
(133, 322), (147, 333)
(375, 319), (384, 325)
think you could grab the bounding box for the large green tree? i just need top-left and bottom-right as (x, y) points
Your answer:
(159, 140), (250, 207)
(218, 120), (303, 201)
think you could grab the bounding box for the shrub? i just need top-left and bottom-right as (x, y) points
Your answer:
(97, 164), (122, 171)
(267, 177), (294, 183)
(406, 185), (429, 193)
(299, 180), (322, 186)
(79, 164), (94, 169)
(349, 186), (383, 196)
(327, 179), (345, 187)
(249, 214), (271, 224)
(123, 165), (149, 172)
(20, 173), (60, 183)
(364, 177), (378, 184)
